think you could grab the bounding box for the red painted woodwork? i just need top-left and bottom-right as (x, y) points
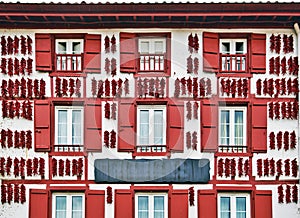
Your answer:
(120, 32), (137, 73)
(115, 189), (133, 218)
(252, 103), (267, 152)
(118, 100), (135, 151)
(201, 101), (218, 152)
(203, 32), (219, 73)
(85, 99), (102, 151)
(254, 190), (272, 218)
(198, 190), (217, 218)
(34, 100), (51, 151)
(170, 190), (188, 218)
(168, 101), (184, 152)
(250, 34), (266, 74)
(35, 33), (52, 71)
(29, 189), (49, 218)
(84, 34), (101, 73)
(86, 190), (105, 218)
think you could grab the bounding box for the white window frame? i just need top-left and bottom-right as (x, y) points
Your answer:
(218, 107), (247, 147)
(136, 105), (166, 152)
(135, 192), (168, 218)
(52, 193), (85, 218)
(138, 38), (166, 54)
(55, 106), (84, 148)
(220, 39), (247, 55)
(218, 193), (250, 218)
(55, 39), (84, 54)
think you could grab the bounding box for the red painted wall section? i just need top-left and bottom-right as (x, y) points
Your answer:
(201, 100), (218, 152)
(29, 189), (49, 218)
(250, 33), (266, 74)
(35, 33), (52, 72)
(198, 190), (217, 218)
(118, 100), (135, 152)
(34, 100), (51, 151)
(120, 32), (137, 73)
(170, 190), (188, 218)
(86, 190), (105, 218)
(115, 189), (133, 218)
(84, 34), (101, 73)
(85, 99), (102, 151)
(168, 101), (184, 152)
(251, 103), (267, 152)
(203, 32), (219, 73)
(254, 190), (272, 218)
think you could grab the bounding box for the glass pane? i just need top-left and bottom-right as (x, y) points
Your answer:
(72, 42), (81, 54)
(154, 110), (164, 145)
(138, 196), (149, 218)
(220, 197), (230, 218)
(220, 110), (230, 145)
(140, 42), (149, 54)
(155, 41), (164, 53)
(58, 110), (68, 144)
(236, 197), (246, 218)
(56, 196), (67, 218)
(222, 42), (230, 54)
(236, 42), (244, 54)
(57, 42), (67, 54)
(72, 110), (82, 145)
(139, 110), (149, 145)
(234, 111), (244, 145)
(154, 196), (164, 218)
(72, 196), (83, 218)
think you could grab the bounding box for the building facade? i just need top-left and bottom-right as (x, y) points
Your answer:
(0, 2), (299, 218)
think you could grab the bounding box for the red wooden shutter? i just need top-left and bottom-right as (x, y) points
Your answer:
(120, 32), (137, 73)
(86, 190), (105, 218)
(34, 100), (51, 151)
(252, 103), (267, 152)
(168, 101), (184, 152)
(198, 190), (217, 218)
(255, 190), (272, 218)
(115, 189), (133, 218)
(250, 33), (266, 74)
(118, 100), (135, 151)
(35, 33), (52, 71)
(84, 34), (101, 73)
(170, 190), (188, 218)
(29, 189), (49, 218)
(201, 101), (218, 152)
(85, 99), (102, 151)
(203, 32), (219, 73)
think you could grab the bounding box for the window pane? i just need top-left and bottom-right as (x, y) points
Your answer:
(140, 42), (149, 54)
(139, 110), (149, 145)
(58, 110), (68, 144)
(72, 42), (81, 54)
(154, 196), (164, 218)
(57, 42), (67, 54)
(56, 196), (67, 218)
(72, 110), (82, 145)
(155, 41), (163, 53)
(236, 42), (244, 54)
(72, 196), (83, 218)
(220, 110), (230, 145)
(221, 42), (230, 54)
(154, 110), (164, 145)
(220, 197), (230, 218)
(234, 111), (244, 145)
(138, 196), (149, 218)
(236, 197), (246, 218)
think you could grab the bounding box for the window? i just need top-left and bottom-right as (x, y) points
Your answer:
(138, 38), (166, 72)
(218, 193), (250, 218)
(219, 107), (246, 152)
(220, 39), (247, 72)
(52, 193), (84, 218)
(55, 106), (83, 151)
(135, 193), (168, 218)
(55, 39), (83, 72)
(137, 105), (166, 152)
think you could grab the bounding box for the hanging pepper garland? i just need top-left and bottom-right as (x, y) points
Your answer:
(275, 35), (281, 54)
(14, 58), (19, 75)
(97, 80), (104, 98)
(224, 158), (231, 178)
(77, 158), (83, 178)
(14, 184), (19, 203)
(110, 130), (116, 148)
(55, 77), (62, 97)
(277, 131), (283, 150)
(256, 79), (262, 95)
(104, 131), (110, 147)
(39, 158), (45, 178)
(186, 132), (191, 149)
(284, 131), (289, 151)
(65, 159), (71, 176)
(111, 35), (116, 53)
(276, 159), (283, 177)
(72, 159), (78, 176)
(193, 102), (199, 120)
(284, 159), (290, 176)
(192, 131), (197, 151)
(7, 58), (13, 76)
(20, 184), (26, 204)
(269, 132), (275, 149)
(20, 35), (26, 55)
(288, 35), (294, 53)
(14, 130), (20, 148)
(7, 183), (12, 204)
(270, 158), (275, 176)
(105, 58), (110, 74)
(174, 78), (180, 98)
(111, 58), (117, 77)
(186, 101), (192, 120)
(281, 57), (287, 74)
(52, 158), (57, 177)
(117, 79), (123, 96)
(27, 35), (32, 55)
(111, 79), (117, 97)
(111, 103), (117, 120)
(75, 78), (81, 97)
(58, 159), (64, 177)
(33, 157), (39, 176)
(20, 158), (25, 179)
(230, 158), (236, 177)
(6, 157), (12, 176)
(194, 57), (199, 74)
(292, 158), (298, 177)
(1, 36), (6, 55)
(13, 158), (19, 177)
(0, 157), (5, 176)
(107, 186), (113, 204)
(104, 36), (110, 53)
(283, 34), (289, 53)
(104, 102), (110, 119)
(188, 33), (193, 53)
(270, 34), (275, 52)
(124, 78), (129, 95)
(26, 158), (32, 177)
(105, 79), (110, 97)
(286, 185), (291, 203)
(27, 58), (33, 75)
(160, 78), (165, 97)
(62, 79), (68, 96)
(189, 187), (195, 206)
(238, 158), (243, 177)
(1, 184), (6, 204)
(257, 159), (263, 177)
(91, 77), (97, 97)
(278, 185), (284, 203)
(264, 158), (269, 176)
(290, 131), (297, 149)
(187, 56), (193, 73)
(292, 185), (298, 203)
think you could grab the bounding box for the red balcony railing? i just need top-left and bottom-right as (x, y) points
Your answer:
(139, 53), (166, 72)
(136, 145), (167, 153)
(220, 54), (247, 73)
(53, 144), (84, 152)
(218, 145), (247, 153)
(55, 54), (83, 72)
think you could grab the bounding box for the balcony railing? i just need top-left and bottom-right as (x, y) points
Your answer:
(139, 53), (165, 72)
(218, 145), (247, 153)
(220, 54), (247, 73)
(55, 54), (83, 72)
(54, 144), (84, 152)
(136, 145), (167, 153)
